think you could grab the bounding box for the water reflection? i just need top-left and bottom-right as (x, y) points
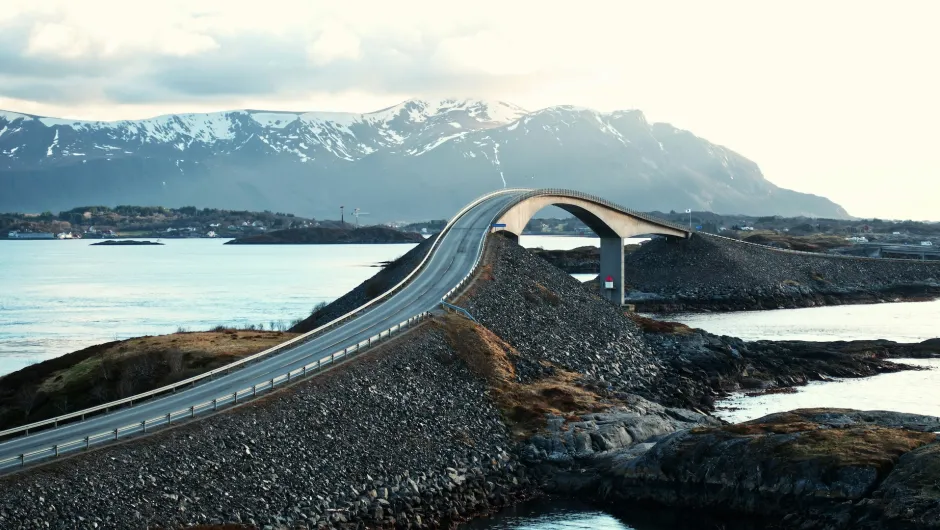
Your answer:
(462, 498), (765, 530)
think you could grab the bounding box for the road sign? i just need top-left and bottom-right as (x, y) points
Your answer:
(491, 223), (507, 228)
(604, 275), (614, 289)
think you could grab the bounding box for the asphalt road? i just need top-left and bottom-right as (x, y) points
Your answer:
(0, 190), (524, 470)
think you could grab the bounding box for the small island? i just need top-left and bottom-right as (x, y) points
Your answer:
(225, 226), (425, 245)
(91, 240), (164, 246)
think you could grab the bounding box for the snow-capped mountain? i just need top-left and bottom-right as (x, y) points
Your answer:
(0, 98), (848, 220)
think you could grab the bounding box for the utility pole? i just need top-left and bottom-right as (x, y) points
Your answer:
(340, 205), (344, 227)
(686, 208), (692, 229)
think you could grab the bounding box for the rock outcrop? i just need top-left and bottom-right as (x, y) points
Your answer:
(587, 409), (940, 529)
(623, 233), (940, 312)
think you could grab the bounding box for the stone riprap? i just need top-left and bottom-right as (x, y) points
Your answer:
(0, 329), (534, 529)
(461, 234), (665, 402)
(623, 233), (940, 312)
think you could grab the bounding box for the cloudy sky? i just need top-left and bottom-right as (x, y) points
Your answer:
(1, 1), (937, 219)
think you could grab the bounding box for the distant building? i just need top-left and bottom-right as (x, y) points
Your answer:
(8, 231), (55, 239)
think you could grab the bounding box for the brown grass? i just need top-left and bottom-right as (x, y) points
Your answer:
(439, 315), (617, 436)
(627, 314), (694, 335)
(534, 282), (561, 305)
(780, 426), (935, 472)
(710, 412), (936, 474)
(39, 331), (297, 394)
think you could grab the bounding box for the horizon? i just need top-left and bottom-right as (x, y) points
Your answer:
(1, 1), (937, 220)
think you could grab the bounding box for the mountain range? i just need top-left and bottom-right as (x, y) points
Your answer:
(0, 99), (849, 221)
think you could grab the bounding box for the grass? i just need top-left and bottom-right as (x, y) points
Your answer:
(0, 329), (299, 431)
(439, 315), (618, 436)
(704, 412), (937, 476)
(779, 426), (935, 473)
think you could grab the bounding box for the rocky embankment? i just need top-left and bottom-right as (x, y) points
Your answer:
(623, 233), (940, 312)
(226, 226), (425, 245)
(0, 329), (536, 529)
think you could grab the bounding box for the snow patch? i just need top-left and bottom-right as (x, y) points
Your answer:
(413, 131), (467, 156)
(46, 130), (59, 157)
(448, 122), (462, 128)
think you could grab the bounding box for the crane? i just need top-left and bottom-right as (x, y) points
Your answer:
(352, 208), (369, 228)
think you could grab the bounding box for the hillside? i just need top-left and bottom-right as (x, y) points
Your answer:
(0, 99), (849, 220)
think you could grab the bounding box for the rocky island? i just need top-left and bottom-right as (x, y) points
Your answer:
(90, 239), (163, 246)
(225, 225), (425, 245)
(0, 233), (937, 529)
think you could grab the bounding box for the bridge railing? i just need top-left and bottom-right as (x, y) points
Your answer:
(0, 312), (432, 472)
(0, 188), (528, 444)
(707, 232), (940, 264)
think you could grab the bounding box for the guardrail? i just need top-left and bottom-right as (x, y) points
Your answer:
(0, 312), (431, 471)
(0, 187), (530, 443)
(440, 302), (477, 322)
(707, 232), (940, 265)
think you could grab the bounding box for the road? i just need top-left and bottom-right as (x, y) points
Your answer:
(0, 190), (524, 471)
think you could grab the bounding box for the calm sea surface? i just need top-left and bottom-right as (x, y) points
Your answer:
(0, 239), (417, 375)
(3, 235), (938, 530)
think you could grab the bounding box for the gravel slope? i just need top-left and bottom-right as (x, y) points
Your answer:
(624, 233), (940, 311)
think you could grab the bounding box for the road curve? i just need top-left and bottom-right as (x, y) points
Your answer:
(0, 189), (527, 471)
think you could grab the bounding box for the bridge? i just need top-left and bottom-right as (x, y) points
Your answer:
(0, 188), (690, 472)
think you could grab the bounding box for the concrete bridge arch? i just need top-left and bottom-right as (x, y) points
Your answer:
(490, 189), (692, 304)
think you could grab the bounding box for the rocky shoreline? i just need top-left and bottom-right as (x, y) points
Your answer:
(622, 233), (940, 312)
(1, 233), (938, 529)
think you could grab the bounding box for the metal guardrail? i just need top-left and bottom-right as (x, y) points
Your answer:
(707, 232), (940, 266)
(440, 302), (477, 322)
(0, 187), (528, 444)
(0, 312), (431, 471)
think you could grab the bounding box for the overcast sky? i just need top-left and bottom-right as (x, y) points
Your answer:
(1, 1), (937, 220)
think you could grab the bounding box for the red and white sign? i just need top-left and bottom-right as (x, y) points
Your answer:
(604, 275), (614, 289)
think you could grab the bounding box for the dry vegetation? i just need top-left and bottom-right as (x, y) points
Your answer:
(439, 315), (619, 436)
(711, 412), (936, 475)
(627, 313), (694, 335)
(780, 426), (935, 473)
(742, 230), (849, 252)
(0, 330), (297, 431)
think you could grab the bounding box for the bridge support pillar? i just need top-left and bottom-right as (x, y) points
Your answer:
(599, 237), (624, 305)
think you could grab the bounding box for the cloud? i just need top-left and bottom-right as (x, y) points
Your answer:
(0, 0), (608, 111)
